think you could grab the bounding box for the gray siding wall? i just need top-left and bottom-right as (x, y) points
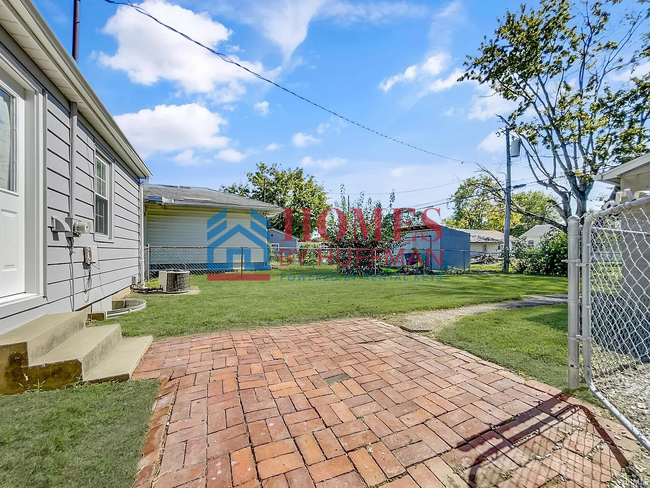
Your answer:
(0, 27), (143, 333)
(269, 230), (299, 249)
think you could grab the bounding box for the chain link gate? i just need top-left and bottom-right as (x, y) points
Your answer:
(574, 194), (650, 451)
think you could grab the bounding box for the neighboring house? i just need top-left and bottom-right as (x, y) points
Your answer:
(519, 225), (556, 247)
(396, 225), (471, 270)
(0, 0), (153, 393)
(456, 229), (505, 257)
(143, 184), (283, 272)
(597, 153), (650, 309)
(597, 152), (650, 195)
(269, 229), (300, 254)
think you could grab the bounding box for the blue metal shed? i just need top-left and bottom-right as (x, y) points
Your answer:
(398, 226), (470, 271)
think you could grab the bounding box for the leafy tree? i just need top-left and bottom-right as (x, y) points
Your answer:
(323, 186), (403, 275)
(444, 176), (559, 236)
(512, 229), (568, 276)
(220, 163), (328, 239)
(462, 0), (650, 222)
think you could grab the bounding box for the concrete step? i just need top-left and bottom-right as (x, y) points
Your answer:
(0, 311), (86, 361)
(31, 324), (122, 377)
(85, 336), (153, 383)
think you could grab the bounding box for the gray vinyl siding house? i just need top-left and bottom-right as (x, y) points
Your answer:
(0, 0), (152, 334)
(269, 229), (300, 253)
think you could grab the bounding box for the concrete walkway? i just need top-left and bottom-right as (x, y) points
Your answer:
(132, 319), (639, 488)
(395, 295), (567, 333)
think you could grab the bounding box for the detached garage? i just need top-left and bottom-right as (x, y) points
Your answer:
(143, 184), (283, 273)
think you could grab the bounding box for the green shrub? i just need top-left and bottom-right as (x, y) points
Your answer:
(512, 228), (567, 276)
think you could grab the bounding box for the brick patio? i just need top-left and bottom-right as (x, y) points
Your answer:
(132, 319), (637, 488)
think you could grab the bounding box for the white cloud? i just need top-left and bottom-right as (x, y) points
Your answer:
(114, 103), (230, 158)
(468, 86), (518, 121)
(390, 166), (419, 178)
(428, 68), (464, 93)
(254, 101), (270, 116)
(380, 53), (450, 92)
(292, 132), (321, 147)
(435, 0), (463, 19)
(380, 65), (418, 92)
(317, 122), (330, 134)
(609, 61), (650, 82)
(322, 1), (428, 25)
(266, 142), (282, 151)
(301, 156), (346, 170)
(222, 104), (237, 112)
(216, 148), (246, 163)
(421, 54), (449, 76)
(444, 106), (458, 117)
(477, 131), (503, 154)
(99, 0), (279, 102)
(173, 149), (204, 166)
(210, 0), (428, 59)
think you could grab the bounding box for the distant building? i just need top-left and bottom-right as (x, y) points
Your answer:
(519, 225), (556, 247)
(269, 229), (300, 254)
(456, 230), (505, 257)
(143, 184), (283, 272)
(597, 152), (650, 194)
(396, 225), (471, 270)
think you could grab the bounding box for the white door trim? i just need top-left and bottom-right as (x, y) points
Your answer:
(0, 50), (45, 305)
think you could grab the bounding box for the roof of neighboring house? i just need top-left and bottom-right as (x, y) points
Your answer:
(455, 229), (505, 244)
(597, 153), (650, 185)
(404, 225), (495, 242)
(519, 225), (555, 240)
(1, 0), (151, 178)
(143, 184), (284, 215)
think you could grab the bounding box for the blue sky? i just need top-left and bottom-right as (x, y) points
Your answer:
(34, 0), (616, 216)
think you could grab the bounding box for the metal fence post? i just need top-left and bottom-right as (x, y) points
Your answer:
(581, 214), (593, 388)
(567, 216), (580, 390)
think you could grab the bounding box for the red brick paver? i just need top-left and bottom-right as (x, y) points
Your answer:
(133, 319), (637, 487)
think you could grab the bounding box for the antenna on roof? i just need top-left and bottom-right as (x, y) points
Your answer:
(72, 0), (81, 61)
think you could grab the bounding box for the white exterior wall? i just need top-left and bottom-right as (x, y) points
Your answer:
(145, 206), (269, 266)
(620, 165), (650, 194)
(470, 242), (501, 255)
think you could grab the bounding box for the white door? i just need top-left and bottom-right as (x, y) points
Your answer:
(0, 80), (25, 298)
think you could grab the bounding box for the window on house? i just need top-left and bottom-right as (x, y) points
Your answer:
(0, 86), (15, 192)
(528, 240), (535, 246)
(94, 156), (110, 235)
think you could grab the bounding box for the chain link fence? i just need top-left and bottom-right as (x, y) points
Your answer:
(582, 195), (650, 450)
(145, 245), (473, 280)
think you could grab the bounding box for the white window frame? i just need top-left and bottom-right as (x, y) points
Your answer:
(0, 84), (16, 194)
(94, 153), (114, 241)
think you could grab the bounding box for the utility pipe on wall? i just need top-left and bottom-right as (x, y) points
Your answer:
(68, 0), (81, 309)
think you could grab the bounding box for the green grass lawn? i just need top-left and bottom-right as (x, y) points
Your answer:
(434, 305), (593, 402)
(0, 381), (158, 488)
(109, 268), (566, 338)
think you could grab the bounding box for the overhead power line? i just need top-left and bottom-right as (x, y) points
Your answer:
(103, 0), (479, 165)
(325, 180), (464, 196)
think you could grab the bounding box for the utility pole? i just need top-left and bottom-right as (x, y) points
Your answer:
(263, 177), (266, 203)
(503, 127), (512, 273)
(72, 0), (81, 61)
